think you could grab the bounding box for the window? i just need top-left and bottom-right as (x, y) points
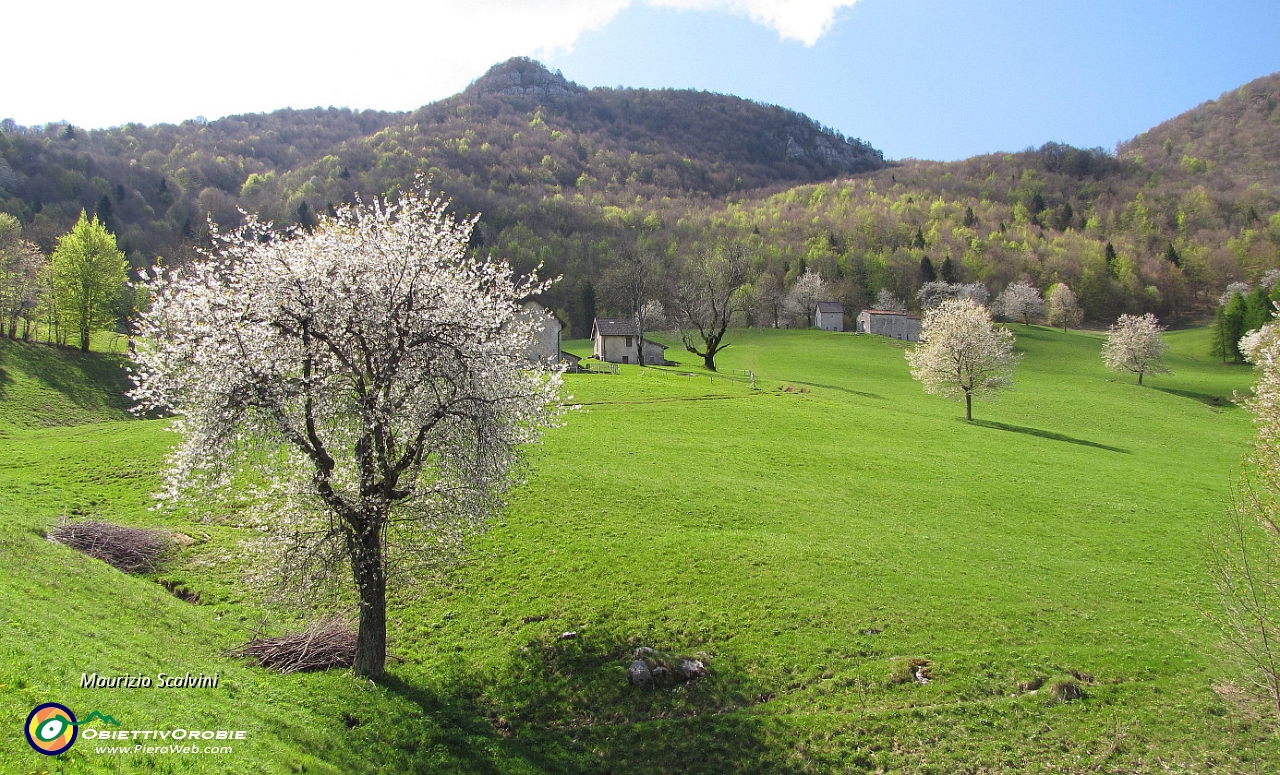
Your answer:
(625, 336), (633, 347)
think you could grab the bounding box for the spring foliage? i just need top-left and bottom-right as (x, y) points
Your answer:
(905, 298), (1020, 421)
(1101, 313), (1170, 385)
(130, 185), (565, 676)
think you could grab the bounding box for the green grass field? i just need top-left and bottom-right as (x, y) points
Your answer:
(1, 326), (1276, 773)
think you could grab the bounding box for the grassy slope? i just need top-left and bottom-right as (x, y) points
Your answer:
(0, 329), (1275, 773)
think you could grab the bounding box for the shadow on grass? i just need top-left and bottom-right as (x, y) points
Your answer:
(1153, 386), (1237, 409)
(0, 340), (134, 413)
(971, 419), (1128, 454)
(789, 380), (885, 400)
(371, 629), (804, 774)
(0, 346), (10, 401)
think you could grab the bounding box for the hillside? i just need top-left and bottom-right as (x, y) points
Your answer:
(4, 327), (1278, 772)
(3, 64), (1280, 341)
(0, 58), (881, 260)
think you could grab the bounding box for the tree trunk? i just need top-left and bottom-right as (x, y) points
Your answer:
(350, 519), (387, 679)
(704, 353), (717, 371)
(965, 392), (972, 422)
(1138, 371), (1144, 386)
(79, 326), (91, 352)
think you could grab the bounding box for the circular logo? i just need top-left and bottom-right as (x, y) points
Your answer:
(25, 703), (77, 755)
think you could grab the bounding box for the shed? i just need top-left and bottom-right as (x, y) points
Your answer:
(856, 309), (921, 341)
(814, 301), (845, 332)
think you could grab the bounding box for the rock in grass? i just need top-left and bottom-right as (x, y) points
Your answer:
(626, 647), (707, 688)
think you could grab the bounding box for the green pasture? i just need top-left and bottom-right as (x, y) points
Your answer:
(0, 326), (1276, 773)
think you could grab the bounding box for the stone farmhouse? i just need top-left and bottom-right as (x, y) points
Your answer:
(518, 301), (581, 370)
(814, 301), (845, 331)
(591, 318), (675, 365)
(856, 309), (921, 341)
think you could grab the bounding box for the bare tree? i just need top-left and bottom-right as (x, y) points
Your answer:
(906, 298), (1020, 422)
(1102, 313), (1170, 385)
(130, 186), (564, 678)
(669, 241), (750, 371)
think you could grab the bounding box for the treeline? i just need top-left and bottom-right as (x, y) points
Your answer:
(1, 61), (1279, 339)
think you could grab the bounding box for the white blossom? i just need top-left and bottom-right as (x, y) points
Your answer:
(993, 281), (1045, 324)
(1101, 313), (1170, 386)
(905, 298), (1020, 421)
(786, 268), (828, 326)
(874, 288), (906, 313)
(1221, 281), (1253, 306)
(130, 183), (565, 677)
(1046, 283), (1083, 331)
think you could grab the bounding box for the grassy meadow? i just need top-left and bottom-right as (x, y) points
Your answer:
(1, 325), (1277, 773)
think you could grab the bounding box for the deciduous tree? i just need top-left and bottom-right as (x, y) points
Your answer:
(130, 186), (564, 679)
(669, 240), (750, 371)
(1102, 313), (1170, 385)
(906, 298), (1020, 421)
(1213, 323), (1280, 723)
(874, 288), (906, 312)
(50, 211), (127, 351)
(0, 214), (46, 340)
(786, 268), (828, 327)
(993, 281), (1045, 324)
(1046, 283), (1083, 332)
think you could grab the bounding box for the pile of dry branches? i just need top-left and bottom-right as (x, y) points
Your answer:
(48, 520), (171, 573)
(230, 619), (357, 673)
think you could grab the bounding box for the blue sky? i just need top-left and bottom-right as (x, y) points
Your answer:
(8, 0), (1280, 161)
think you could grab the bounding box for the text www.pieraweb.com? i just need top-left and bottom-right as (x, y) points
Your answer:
(84, 728), (244, 756)
(95, 743), (234, 755)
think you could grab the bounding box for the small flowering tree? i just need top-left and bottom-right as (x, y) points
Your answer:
(130, 186), (564, 678)
(1046, 283), (1083, 332)
(1101, 313), (1169, 385)
(786, 268), (828, 327)
(906, 298), (1020, 421)
(993, 281), (1045, 324)
(1212, 323), (1280, 722)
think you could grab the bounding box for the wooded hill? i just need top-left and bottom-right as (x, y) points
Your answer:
(2, 59), (1279, 336)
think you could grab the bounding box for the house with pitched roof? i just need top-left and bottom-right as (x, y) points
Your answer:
(591, 318), (674, 365)
(814, 301), (845, 331)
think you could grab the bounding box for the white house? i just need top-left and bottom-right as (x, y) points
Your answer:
(814, 301), (845, 331)
(591, 318), (674, 365)
(518, 301), (580, 370)
(856, 309), (921, 341)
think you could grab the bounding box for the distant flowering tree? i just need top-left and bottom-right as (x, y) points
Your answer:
(874, 288), (906, 313)
(1101, 313), (1170, 385)
(786, 268), (828, 327)
(993, 281), (1045, 324)
(917, 281), (989, 309)
(130, 185), (565, 678)
(1046, 283), (1083, 332)
(906, 298), (1020, 421)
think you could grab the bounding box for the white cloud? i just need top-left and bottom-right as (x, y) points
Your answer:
(4, 0), (852, 128)
(647, 0), (860, 45)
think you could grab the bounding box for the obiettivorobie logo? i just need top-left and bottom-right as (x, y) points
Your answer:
(24, 703), (247, 757)
(24, 703), (120, 755)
